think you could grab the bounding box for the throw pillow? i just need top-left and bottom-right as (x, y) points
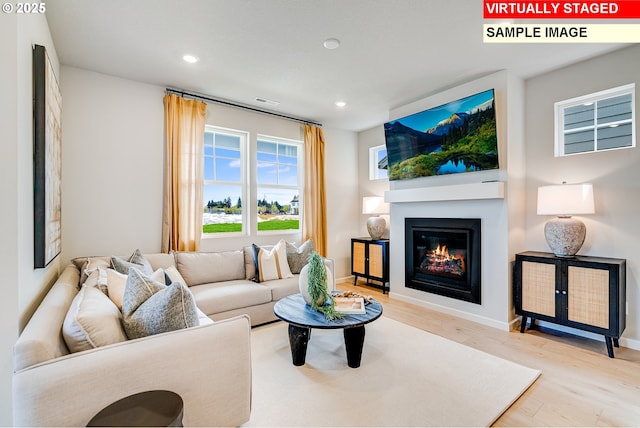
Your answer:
(164, 265), (188, 287)
(286, 239), (314, 274)
(252, 239), (294, 283)
(121, 268), (199, 340)
(104, 267), (166, 310)
(111, 249), (153, 275)
(83, 267), (109, 294)
(78, 256), (111, 286)
(62, 285), (128, 353)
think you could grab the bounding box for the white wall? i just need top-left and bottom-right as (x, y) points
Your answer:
(61, 66), (359, 278)
(323, 127), (360, 279)
(358, 71), (526, 330)
(524, 45), (640, 348)
(0, 12), (60, 425)
(357, 126), (390, 238)
(61, 67), (165, 261)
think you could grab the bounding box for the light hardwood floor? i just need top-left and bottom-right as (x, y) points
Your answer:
(339, 279), (640, 427)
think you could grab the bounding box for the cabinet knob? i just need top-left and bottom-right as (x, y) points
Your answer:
(562, 291), (567, 295)
(555, 290), (560, 294)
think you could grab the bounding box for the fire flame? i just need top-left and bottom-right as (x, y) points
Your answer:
(429, 244), (465, 272)
(435, 244), (449, 258)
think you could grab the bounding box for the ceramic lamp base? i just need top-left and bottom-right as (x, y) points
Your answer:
(366, 216), (386, 240)
(544, 216), (586, 257)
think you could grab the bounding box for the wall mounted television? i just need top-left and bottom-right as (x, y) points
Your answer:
(383, 89), (499, 181)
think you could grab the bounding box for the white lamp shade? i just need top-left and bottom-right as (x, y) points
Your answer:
(537, 184), (595, 216)
(362, 196), (389, 215)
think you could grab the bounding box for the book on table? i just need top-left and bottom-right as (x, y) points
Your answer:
(333, 297), (366, 314)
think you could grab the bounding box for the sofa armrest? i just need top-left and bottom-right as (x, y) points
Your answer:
(13, 315), (252, 427)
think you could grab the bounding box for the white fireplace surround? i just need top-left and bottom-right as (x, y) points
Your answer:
(385, 181), (504, 203)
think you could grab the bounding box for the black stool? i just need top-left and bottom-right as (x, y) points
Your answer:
(87, 390), (183, 427)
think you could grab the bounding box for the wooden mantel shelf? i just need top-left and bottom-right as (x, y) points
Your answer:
(384, 181), (505, 203)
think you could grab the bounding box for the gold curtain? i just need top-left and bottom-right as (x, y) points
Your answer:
(162, 94), (207, 253)
(302, 124), (327, 256)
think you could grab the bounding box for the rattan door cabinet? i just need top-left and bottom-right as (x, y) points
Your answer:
(514, 251), (626, 358)
(351, 238), (390, 294)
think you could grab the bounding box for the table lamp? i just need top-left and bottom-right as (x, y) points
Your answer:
(362, 196), (389, 240)
(537, 183), (594, 257)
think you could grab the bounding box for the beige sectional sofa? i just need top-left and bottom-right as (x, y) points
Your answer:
(13, 246), (333, 426)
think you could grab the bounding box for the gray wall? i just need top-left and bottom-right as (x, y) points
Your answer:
(524, 44), (640, 348)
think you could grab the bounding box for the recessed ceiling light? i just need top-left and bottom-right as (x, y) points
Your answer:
(323, 38), (341, 50)
(183, 54), (199, 64)
(335, 101), (347, 108)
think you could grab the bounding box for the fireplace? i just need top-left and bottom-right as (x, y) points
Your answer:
(405, 218), (481, 304)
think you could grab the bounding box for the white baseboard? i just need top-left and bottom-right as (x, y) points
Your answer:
(388, 292), (512, 331)
(620, 336), (640, 351)
(527, 318), (640, 352)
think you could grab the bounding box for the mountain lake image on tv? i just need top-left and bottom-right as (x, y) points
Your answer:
(384, 89), (499, 181)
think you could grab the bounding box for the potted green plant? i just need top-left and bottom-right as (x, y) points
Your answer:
(299, 252), (343, 321)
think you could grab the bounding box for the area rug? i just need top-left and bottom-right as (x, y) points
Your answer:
(244, 316), (540, 427)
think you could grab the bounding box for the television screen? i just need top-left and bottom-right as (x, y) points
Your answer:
(383, 89), (499, 181)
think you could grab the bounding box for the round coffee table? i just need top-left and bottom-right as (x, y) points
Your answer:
(273, 293), (383, 368)
(86, 390), (183, 427)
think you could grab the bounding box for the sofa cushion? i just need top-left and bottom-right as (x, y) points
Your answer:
(189, 280), (272, 315)
(286, 239), (314, 274)
(175, 250), (245, 286)
(261, 275), (301, 301)
(252, 240), (293, 283)
(62, 285), (127, 353)
(111, 249), (153, 275)
(144, 253), (176, 270)
(121, 268), (199, 340)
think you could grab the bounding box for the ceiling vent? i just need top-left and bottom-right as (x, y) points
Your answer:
(255, 97), (280, 106)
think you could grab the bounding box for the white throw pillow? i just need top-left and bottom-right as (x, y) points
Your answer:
(62, 285), (127, 353)
(252, 239), (294, 282)
(165, 265), (188, 287)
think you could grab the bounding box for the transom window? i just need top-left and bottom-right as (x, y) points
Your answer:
(555, 84), (635, 156)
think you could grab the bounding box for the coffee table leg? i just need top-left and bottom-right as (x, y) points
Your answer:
(288, 324), (310, 366)
(343, 326), (365, 368)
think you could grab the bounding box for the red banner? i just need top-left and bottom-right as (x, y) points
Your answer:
(484, 1), (640, 19)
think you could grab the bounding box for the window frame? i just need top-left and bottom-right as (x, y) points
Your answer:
(369, 144), (388, 180)
(202, 125), (249, 238)
(255, 134), (304, 236)
(554, 83), (635, 157)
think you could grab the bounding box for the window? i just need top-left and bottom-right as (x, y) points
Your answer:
(201, 127), (303, 236)
(256, 135), (303, 232)
(369, 144), (388, 180)
(202, 126), (247, 234)
(555, 84), (635, 157)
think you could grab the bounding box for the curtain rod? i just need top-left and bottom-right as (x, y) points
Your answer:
(165, 88), (322, 127)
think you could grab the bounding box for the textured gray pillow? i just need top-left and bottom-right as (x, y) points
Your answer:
(111, 249), (153, 275)
(121, 268), (198, 340)
(286, 239), (314, 274)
